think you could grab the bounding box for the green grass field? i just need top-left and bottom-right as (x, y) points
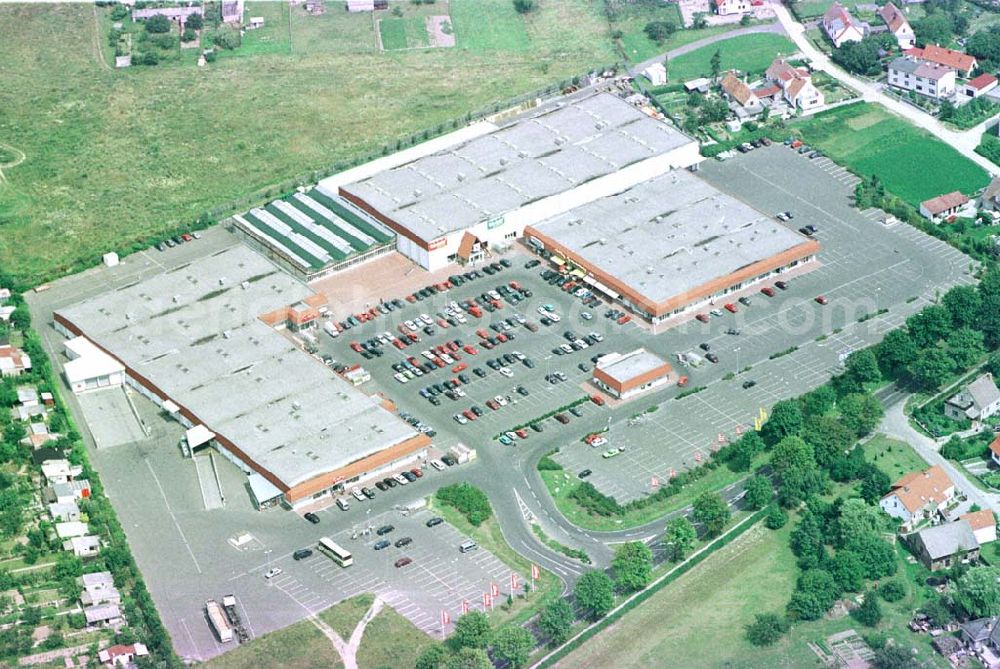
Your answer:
(666, 33), (796, 81)
(794, 0), (873, 19)
(0, 2), (614, 285)
(864, 434), (928, 482)
(452, 0), (530, 51)
(793, 103), (990, 206)
(379, 17), (430, 50)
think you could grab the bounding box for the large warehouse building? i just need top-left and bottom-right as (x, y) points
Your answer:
(336, 92), (701, 270)
(53, 246), (430, 508)
(523, 170), (820, 324)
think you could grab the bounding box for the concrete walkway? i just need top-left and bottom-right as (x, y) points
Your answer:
(768, 1), (999, 176)
(880, 402), (1000, 513)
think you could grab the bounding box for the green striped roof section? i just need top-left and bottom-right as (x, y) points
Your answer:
(284, 197), (369, 253)
(241, 211), (326, 269)
(263, 204), (348, 262)
(307, 189), (393, 244)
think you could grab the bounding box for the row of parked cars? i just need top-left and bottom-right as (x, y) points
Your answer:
(153, 230), (201, 251)
(539, 269), (603, 311)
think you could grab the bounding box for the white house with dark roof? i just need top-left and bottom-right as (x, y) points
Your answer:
(823, 2), (866, 47)
(888, 56), (956, 100)
(878, 3), (915, 49)
(765, 59), (825, 111)
(945, 373), (1000, 421)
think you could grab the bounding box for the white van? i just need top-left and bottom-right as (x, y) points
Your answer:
(336, 498), (351, 511)
(459, 540), (478, 554)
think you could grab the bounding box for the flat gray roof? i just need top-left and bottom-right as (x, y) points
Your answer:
(531, 170), (809, 306)
(340, 92), (695, 243)
(56, 246), (418, 490)
(597, 349), (669, 382)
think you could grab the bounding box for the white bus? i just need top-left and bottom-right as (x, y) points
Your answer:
(318, 537), (353, 567)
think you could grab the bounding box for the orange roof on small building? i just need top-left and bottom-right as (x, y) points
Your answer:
(968, 73), (998, 90)
(456, 232), (480, 260)
(878, 2), (909, 34)
(990, 434), (1000, 457)
(885, 465), (955, 513)
(961, 509), (996, 531)
(904, 45), (976, 72)
(921, 191), (969, 216)
(720, 72), (756, 106)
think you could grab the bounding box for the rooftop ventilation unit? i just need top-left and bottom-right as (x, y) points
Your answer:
(219, 277), (226, 286)
(292, 401), (301, 411)
(456, 172), (466, 182)
(222, 330), (231, 339)
(172, 295), (180, 303)
(413, 189), (423, 198)
(241, 281), (249, 290)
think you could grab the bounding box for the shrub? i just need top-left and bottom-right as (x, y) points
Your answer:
(512, 0), (535, 13)
(764, 505), (788, 529)
(569, 482), (623, 517)
(745, 612), (789, 646)
(878, 580), (906, 602)
(537, 454), (562, 471)
(144, 14), (171, 33)
(436, 484), (492, 526)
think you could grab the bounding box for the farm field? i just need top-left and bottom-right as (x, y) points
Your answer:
(792, 103), (990, 206)
(794, 0), (876, 19)
(451, 0), (531, 51)
(0, 1), (614, 286)
(666, 32), (797, 81)
(379, 16), (430, 50)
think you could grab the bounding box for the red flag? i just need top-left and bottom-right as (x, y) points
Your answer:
(510, 572), (519, 591)
(717, 432), (725, 444)
(491, 582), (500, 598)
(441, 610), (450, 626)
(484, 592), (493, 609)
(461, 599), (469, 615)
(694, 450), (702, 463)
(531, 563), (540, 580)
(651, 475), (660, 488)
(668, 468), (676, 479)
(736, 424), (745, 436)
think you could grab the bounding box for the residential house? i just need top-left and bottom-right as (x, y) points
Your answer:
(716, 0), (753, 15)
(684, 77), (712, 94)
(345, 0), (388, 11)
(55, 521), (89, 539)
(962, 509), (998, 545)
(49, 479), (92, 505)
(887, 57), (957, 100)
(641, 62), (667, 86)
(0, 340), (31, 377)
(31, 447), (64, 466)
(98, 643), (149, 667)
(878, 3), (915, 49)
(921, 190), (971, 221)
(984, 177), (1000, 212)
(765, 59), (826, 111)
(0, 305), (14, 323)
(48, 501), (80, 522)
(823, 2), (866, 47)
(221, 0), (244, 23)
(904, 44), (977, 77)
(964, 73), (999, 100)
(23, 422), (57, 449)
(945, 373), (1000, 420)
(132, 5), (203, 24)
(961, 616), (1000, 667)
(720, 72), (763, 116)
(84, 603), (124, 628)
(64, 535), (101, 557)
(879, 464), (956, 529)
(80, 572), (120, 607)
(16, 387), (38, 408)
(41, 459), (84, 485)
(908, 519), (980, 570)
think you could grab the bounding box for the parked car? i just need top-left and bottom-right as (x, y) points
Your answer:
(293, 549), (313, 561)
(377, 525), (395, 536)
(304, 512), (320, 524)
(578, 469), (592, 479)
(264, 567), (283, 579)
(374, 540), (390, 551)
(394, 557), (413, 568)
(426, 516), (444, 527)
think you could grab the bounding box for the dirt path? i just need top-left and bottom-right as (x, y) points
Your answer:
(90, 4), (112, 72)
(309, 596), (384, 669)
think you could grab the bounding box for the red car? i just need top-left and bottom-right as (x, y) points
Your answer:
(481, 341), (494, 350)
(433, 358), (446, 368)
(436, 318), (449, 328)
(695, 313), (710, 323)
(760, 286), (775, 297)
(406, 294), (417, 303)
(724, 303), (738, 313)
(491, 299), (503, 309)
(463, 344), (478, 355)
(447, 341), (459, 352)
(815, 295), (829, 305)
(394, 557), (412, 568)
(476, 328), (489, 339)
(678, 375), (689, 387)
(450, 351), (461, 361)
(406, 332), (419, 343)
(497, 333), (508, 343)
(452, 363), (467, 373)
(617, 315), (631, 325)
(463, 409), (477, 421)
(181, 233), (194, 242)
(515, 429), (528, 439)
(350, 341), (363, 352)
(509, 280), (523, 291)
(589, 395), (605, 406)
(410, 468), (423, 478)
(392, 339), (405, 350)
(487, 399), (500, 410)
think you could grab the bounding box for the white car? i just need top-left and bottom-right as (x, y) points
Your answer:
(512, 351), (526, 361)
(494, 395), (509, 407)
(430, 459), (446, 471)
(499, 367), (513, 378)
(504, 431), (518, 441)
(394, 473), (410, 485)
(560, 343), (573, 354)
(514, 314), (526, 324)
(440, 353), (455, 364)
(420, 314), (433, 326)
(488, 290), (501, 301)
(405, 320), (419, 332)
(456, 314), (468, 324)
(581, 312), (592, 320)
(351, 487), (366, 501)
(547, 312), (561, 322)
(537, 306), (551, 316)
(264, 567), (283, 580)
(394, 372), (409, 384)
(421, 350), (436, 361)
(574, 339), (589, 349)
(589, 332), (604, 342)
(454, 387), (466, 397)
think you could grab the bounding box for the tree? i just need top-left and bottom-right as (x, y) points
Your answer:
(710, 48), (722, 79)
(185, 12), (204, 30)
(574, 570), (615, 621)
(860, 466), (891, 504)
(538, 599), (574, 646)
(693, 492), (730, 538)
(144, 14), (171, 33)
(790, 511), (826, 568)
(761, 400), (803, 445)
(878, 580), (906, 602)
(848, 533), (897, 580)
(450, 611), (492, 650)
(938, 98), (957, 121)
(955, 567), (1000, 618)
(415, 644), (449, 669)
(744, 475), (773, 510)
(828, 549), (866, 592)
(906, 305), (952, 348)
(801, 385), (836, 417)
(853, 591), (883, 627)
(491, 625), (535, 668)
(745, 612), (789, 646)
(838, 393), (884, 438)
(643, 20), (677, 44)
(872, 645), (915, 669)
(943, 284), (982, 329)
(908, 346), (955, 390)
(914, 13), (954, 47)
(801, 415), (857, 467)
(214, 23), (241, 49)
(980, 293), (1000, 350)
(663, 516), (697, 561)
(764, 504), (788, 529)
(771, 436), (816, 479)
(844, 349), (882, 388)
(876, 329), (918, 378)
(831, 38), (883, 75)
(946, 327), (985, 371)
(787, 568), (840, 620)
(837, 498), (884, 544)
(512, 0), (535, 13)
(612, 541), (653, 592)
(445, 647), (492, 669)
(437, 484), (492, 526)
